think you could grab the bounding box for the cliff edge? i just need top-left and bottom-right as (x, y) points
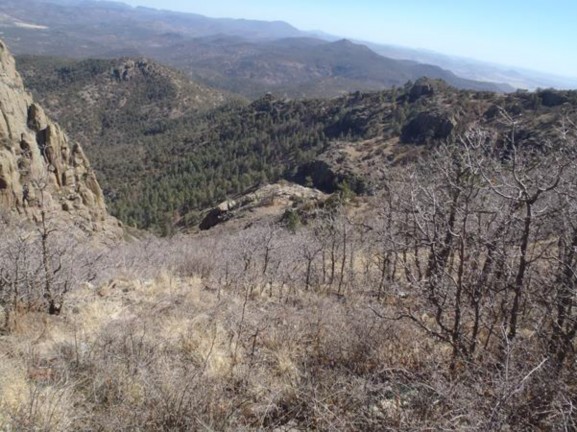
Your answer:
(0, 39), (119, 235)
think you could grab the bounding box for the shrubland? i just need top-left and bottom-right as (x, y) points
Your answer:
(1, 120), (576, 430)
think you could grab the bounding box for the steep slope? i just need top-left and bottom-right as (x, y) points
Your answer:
(16, 55), (237, 209)
(0, 40), (118, 234)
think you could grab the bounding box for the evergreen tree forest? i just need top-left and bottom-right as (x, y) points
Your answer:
(16, 56), (577, 233)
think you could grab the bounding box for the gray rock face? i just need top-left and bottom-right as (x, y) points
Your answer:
(112, 59), (156, 81)
(0, 39), (116, 233)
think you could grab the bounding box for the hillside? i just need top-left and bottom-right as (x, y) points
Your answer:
(16, 55), (236, 225)
(0, 0), (511, 98)
(17, 53), (577, 233)
(1, 93), (577, 430)
(16, 55), (233, 122)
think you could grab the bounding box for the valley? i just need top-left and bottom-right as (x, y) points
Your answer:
(15, 54), (577, 234)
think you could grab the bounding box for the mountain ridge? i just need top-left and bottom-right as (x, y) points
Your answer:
(0, 0), (513, 97)
(146, 36), (511, 98)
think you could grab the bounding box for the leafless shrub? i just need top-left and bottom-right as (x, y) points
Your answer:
(2, 119), (577, 430)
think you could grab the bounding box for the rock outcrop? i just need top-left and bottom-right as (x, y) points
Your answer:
(408, 77), (436, 102)
(112, 58), (158, 82)
(0, 39), (117, 233)
(401, 111), (455, 145)
(199, 182), (327, 230)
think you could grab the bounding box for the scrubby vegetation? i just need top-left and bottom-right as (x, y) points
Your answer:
(1, 120), (576, 430)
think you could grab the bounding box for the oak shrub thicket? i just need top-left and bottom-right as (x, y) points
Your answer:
(1, 124), (576, 430)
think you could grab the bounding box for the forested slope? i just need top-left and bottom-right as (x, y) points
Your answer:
(17, 56), (577, 232)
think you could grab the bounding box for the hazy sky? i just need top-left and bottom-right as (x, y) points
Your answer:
(120, 0), (577, 78)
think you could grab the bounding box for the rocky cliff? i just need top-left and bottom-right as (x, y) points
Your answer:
(0, 39), (117, 234)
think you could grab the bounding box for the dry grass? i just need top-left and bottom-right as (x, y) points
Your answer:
(0, 258), (444, 431)
(0, 220), (575, 431)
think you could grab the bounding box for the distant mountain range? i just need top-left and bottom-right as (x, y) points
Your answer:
(1, 0), (574, 97)
(0, 0), (518, 97)
(142, 36), (511, 98)
(362, 42), (577, 91)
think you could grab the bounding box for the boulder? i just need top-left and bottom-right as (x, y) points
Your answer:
(292, 159), (369, 195)
(408, 77), (436, 102)
(199, 206), (234, 230)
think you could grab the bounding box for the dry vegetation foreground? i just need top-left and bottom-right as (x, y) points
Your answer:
(0, 222), (574, 431)
(0, 232), (446, 431)
(2, 133), (577, 431)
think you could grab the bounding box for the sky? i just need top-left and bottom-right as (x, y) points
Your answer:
(120, 0), (577, 78)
